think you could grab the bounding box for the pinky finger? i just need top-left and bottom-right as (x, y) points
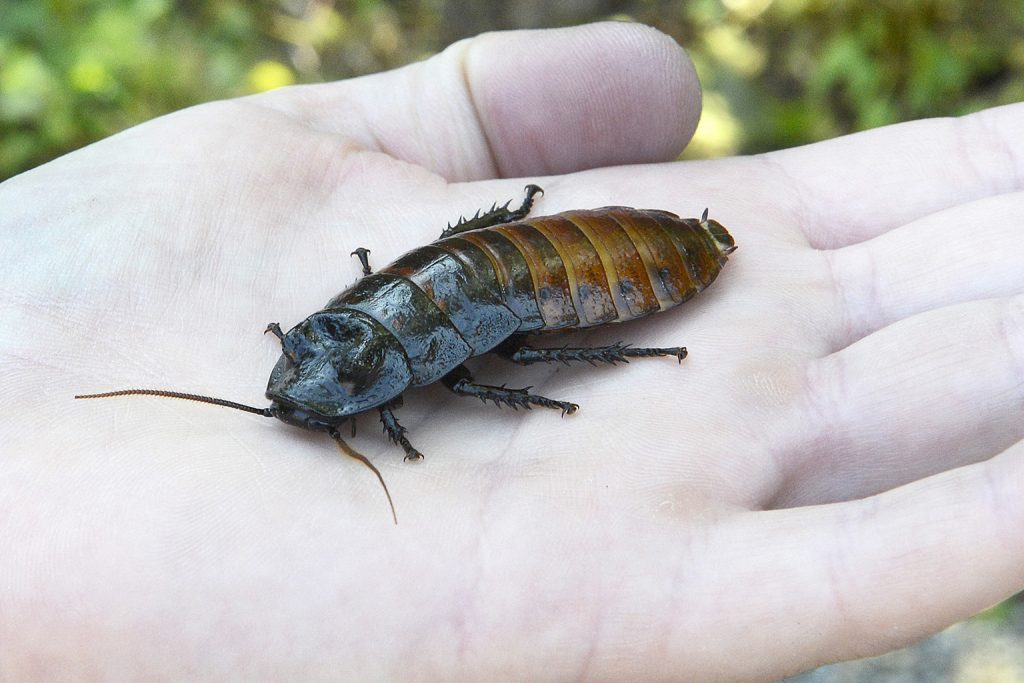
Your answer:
(578, 441), (1022, 681)
(772, 437), (1023, 670)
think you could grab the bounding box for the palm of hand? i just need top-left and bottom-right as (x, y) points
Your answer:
(1, 23), (1021, 681)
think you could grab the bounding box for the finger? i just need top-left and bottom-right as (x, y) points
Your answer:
(773, 294), (1024, 507)
(252, 22), (701, 181)
(764, 438), (1024, 672)
(778, 440), (1019, 671)
(826, 191), (1024, 348)
(765, 102), (1024, 249)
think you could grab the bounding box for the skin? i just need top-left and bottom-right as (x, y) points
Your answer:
(0, 21), (1022, 682)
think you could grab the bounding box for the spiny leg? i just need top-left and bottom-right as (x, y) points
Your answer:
(378, 398), (424, 462)
(265, 322), (285, 341)
(264, 321), (305, 365)
(439, 184), (543, 239)
(351, 247), (373, 276)
(496, 337), (687, 366)
(441, 364), (578, 415)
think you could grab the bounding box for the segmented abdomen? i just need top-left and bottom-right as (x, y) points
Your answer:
(327, 207), (730, 387)
(436, 207), (729, 331)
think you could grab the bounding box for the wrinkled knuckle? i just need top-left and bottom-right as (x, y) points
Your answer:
(998, 295), (1024, 409)
(960, 110), (1024, 195)
(801, 354), (848, 440)
(824, 244), (882, 349)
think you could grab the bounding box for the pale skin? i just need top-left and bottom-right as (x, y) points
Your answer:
(0, 21), (1021, 681)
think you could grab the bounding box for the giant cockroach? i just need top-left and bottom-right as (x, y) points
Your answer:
(77, 186), (737, 523)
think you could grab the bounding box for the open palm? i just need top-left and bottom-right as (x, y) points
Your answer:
(1, 22), (1021, 681)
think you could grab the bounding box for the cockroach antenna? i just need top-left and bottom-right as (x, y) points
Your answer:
(330, 429), (398, 525)
(74, 389), (398, 525)
(74, 389), (274, 416)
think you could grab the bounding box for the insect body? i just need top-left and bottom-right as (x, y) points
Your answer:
(77, 186), (737, 522)
(263, 186), (735, 456)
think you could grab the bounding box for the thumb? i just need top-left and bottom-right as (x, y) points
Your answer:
(255, 22), (701, 181)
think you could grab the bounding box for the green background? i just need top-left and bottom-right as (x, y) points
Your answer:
(3, 0), (1024, 180)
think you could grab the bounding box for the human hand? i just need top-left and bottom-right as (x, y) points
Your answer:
(0, 21), (1021, 681)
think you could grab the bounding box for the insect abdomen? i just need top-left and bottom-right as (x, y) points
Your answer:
(436, 208), (731, 331)
(325, 207), (732, 385)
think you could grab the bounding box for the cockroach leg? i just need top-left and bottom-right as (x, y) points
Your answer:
(264, 321), (300, 363)
(264, 321), (285, 341)
(441, 364), (578, 415)
(350, 247), (373, 276)
(439, 184), (544, 238)
(378, 399), (423, 462)
(496, 340), (688, 366)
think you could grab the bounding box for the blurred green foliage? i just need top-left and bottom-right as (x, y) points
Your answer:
(2, 0), (1023, 179)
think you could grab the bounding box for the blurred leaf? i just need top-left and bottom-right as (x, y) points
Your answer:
(0, 50), (58, 122)
(973, 597), (1016, 626)
(68, 60), (116, 95)
(246, 60), (296, 92)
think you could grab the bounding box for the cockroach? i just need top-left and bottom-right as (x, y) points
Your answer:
(77, 186), (737, 523)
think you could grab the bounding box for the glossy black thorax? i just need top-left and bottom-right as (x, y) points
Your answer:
(265, 309), (414, 422)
